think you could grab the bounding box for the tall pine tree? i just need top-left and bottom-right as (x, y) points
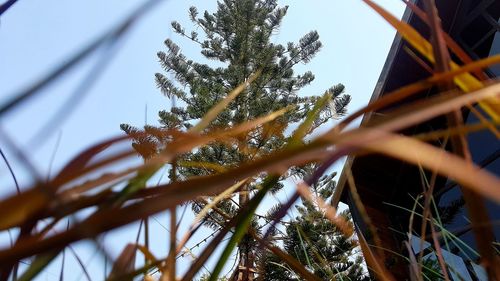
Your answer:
(122, 1), (351, 279)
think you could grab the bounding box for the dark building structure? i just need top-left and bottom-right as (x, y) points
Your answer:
(333, 1), (500, 280)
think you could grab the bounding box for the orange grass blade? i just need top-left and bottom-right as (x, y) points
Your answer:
(361, 131), (500, 203)
(0, 108), (291, 230)
(337, 55), (500, 132)
(108, 244), (137, 279)
(358, 231), (396, 281)
(402, 0), (489, 80)
(363, 0), (500, 122)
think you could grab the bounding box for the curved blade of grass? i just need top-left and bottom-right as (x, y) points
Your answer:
(169, 105), (293, 154)
(0, 108), (289, 230)
(337, 55), (500, 132)
(53, 136), (128, 185)
(365, 82), (500, 134)
(108, 244), (137, 279)
(413, 122), (493, 142)
(402, 0), (489, 80)
(358, 232), (396, 281)
(361, 131), (500, 203)
(59, 169), (134, 199)
(0, 189), (49, 231)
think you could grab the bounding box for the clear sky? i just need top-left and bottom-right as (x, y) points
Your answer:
(0, 0), (405, 279)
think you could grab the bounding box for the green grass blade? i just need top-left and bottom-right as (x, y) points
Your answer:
(18, 250), (60, 281)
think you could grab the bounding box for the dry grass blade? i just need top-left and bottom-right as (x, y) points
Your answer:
(108, 244), (137, 280)
(413, 122), (492, 142)
(402, 0), (489, 80)
(331, 82), (500, 140)
(404, 241), (423, 281)
(290, 91), (331, 145)
(429, 222), (451, 281)
(0, 108), (291, 232)
(363, 0), (500, 122)
(53, 135), (129, 186)
(362, 131), (500, 203)
(0, 189), (49, 230)
(167, 105), (293, 155)
(344, 166), (385, 259)
(336, 55), (500, 132)
(467, 104), (500, 138)
(58, 169), (134, 200)
(357, 232), (396, 281)
(423, 0), (500, 278)
(136, 244), (158, 266)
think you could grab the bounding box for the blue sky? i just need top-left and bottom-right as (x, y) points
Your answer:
(0, 0), (405, 279)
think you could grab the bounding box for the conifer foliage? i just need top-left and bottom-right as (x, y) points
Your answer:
(260, 174), (370, 280)
(122, 0), (352, 279)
